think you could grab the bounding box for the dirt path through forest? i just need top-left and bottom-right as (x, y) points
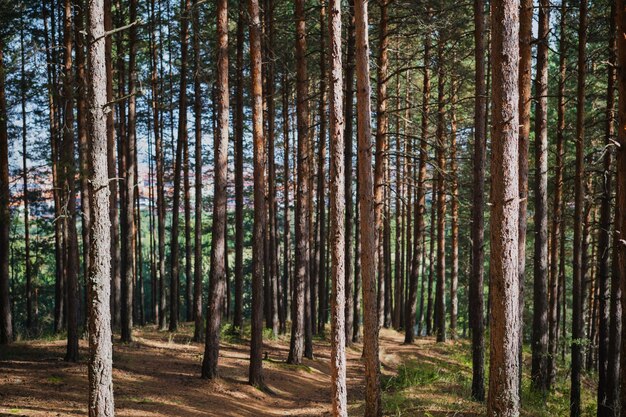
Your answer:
(0, 324), (426, 416)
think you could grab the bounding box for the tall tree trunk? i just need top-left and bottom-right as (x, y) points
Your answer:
(233, 0), (245, 332)
(517, 0), (532, 390)
(487, 0), (520, 414)
(426, 186), (436, 336)
(248, 0), (266, 386)
(469, 0), (486, 395)
(288, 0), (310, 366)
(405, 29), (430, 343)
(62, 0), (80, 361)
(86, 0), (115, 409)
(317, 0), (328, 335)
(282, 73), (291, 334)
(434, 37), (446, 344)
(121, 0), (138, 342)
(531, 0), (550, 393)
(344, 0), (355, 345)
(105, 0), (120, 329)
(0, 40), (12, 345)
(328, 1), (348, 412)
(616, 0), (626, 412)
(355, 0), (381, 413)
(374, 0), (389, 329)
(170, 0), (191, 332)
(19, 13), (34, 331)
(597, 4), (616, 414)
(202, 0), (228, 379)
(75, 0), (90, 327)
(449, 76), (459, 340)
(184, 121), (193, 322)
(548, 0), (568, 388)
(192, 0), (203, 342)
(571, 0), (588, 414)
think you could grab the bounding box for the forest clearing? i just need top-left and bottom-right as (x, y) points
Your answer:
(0, 325), (599, 416)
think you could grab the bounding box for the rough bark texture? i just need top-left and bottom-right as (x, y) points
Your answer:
(248, 0), (266, 386)
(202, 0), (228, 379)
(531, 0), (550, 393)
(288, 0), (310, 366)
(328, 1), (348, 414)
(517, 0), (532, 389)
(374, 0), (389, 330)
(344, 0), (355, 345)
(571, 0), (587, 415)
(355, 0), (381, 414)
(86, 0), (115, 412)
(487, 0), (520, 414)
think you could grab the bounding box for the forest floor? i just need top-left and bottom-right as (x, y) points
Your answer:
(0, 323), (598, 416)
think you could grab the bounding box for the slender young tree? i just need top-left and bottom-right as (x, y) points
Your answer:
(434, 37), (446, 344)
(405, 27), (430, 344)
(86, 0), (115, 410)
(62, 0), (80, 361)
(202, 0), (228, 379)
(328, 1), (347, 413)
(0, 38), (11, 345)
(487, 0), (520, 415)
(248, 0), (266, 387)
(571, 0), (588, 415)
(531, 0), (550, 393)
(288, 0), (310, 366)
(596, 2), (616, 413)
(192, 0), (203, 342)
(170, 0), (192, 332)
(355, 0), (381, 414)
(121, 0), (138, 343)
(233, 0), (245, 331)
(469, 0), (486, 397)
(344, 0), (355, 346)
(374, 0), (389, 329)
(616, 0), (626, 413)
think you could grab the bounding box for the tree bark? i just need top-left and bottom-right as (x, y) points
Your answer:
(192, 0), (203, 342)
(374, 0), (389, 329)
(571, 0), (588, 414)
(487, 0), (520, 414)
(0, 40), (12, 345)
(434, 37), (446, 344)
(248, 0), (266, 387)
(328, 1), (348, 413)
(355, 0), (381, 413)
(169, 0), (191, 332)
(288, 0), (310, 366)
(531, 0), (550, 393)
(517, 0), (532, 390)
(469, 0), (486, 396)
(86, 0), (115, 410)
(344, 0), (355, 345)
(62, 0), (80, 361)
(233, 0), (245, 332)
(202, 0), (228, 379)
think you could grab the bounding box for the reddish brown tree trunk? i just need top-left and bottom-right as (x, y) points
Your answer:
(487, 0), (520, 414)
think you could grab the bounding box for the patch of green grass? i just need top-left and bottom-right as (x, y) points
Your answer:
(382, 360), (442, 391)
(46, 375), (63, 384)
(264, 357), (313, 373)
